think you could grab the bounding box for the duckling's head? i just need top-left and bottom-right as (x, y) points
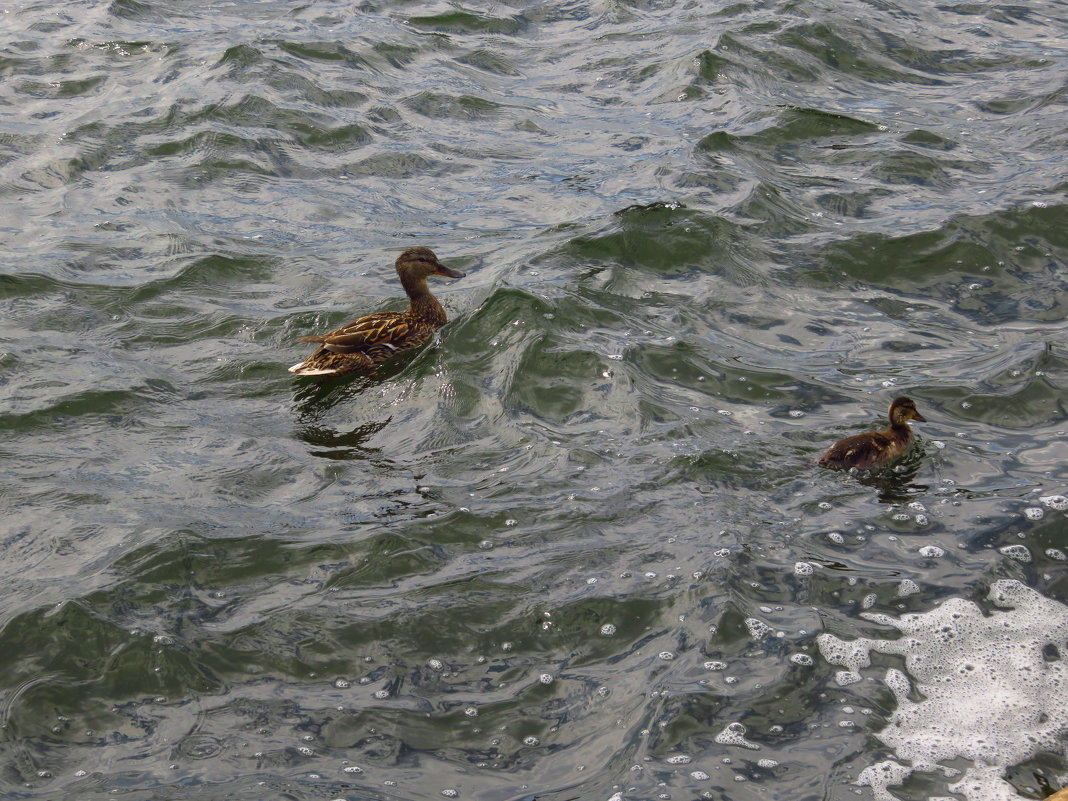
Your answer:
(888, 396), (926, 426)
(395, 247), (466, 281)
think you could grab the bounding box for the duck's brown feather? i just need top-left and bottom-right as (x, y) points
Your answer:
(291, 312), (440, 375)
(818, 396), (926, 470)
(298, 311), (417, 354)
(818, 428), (912, 470)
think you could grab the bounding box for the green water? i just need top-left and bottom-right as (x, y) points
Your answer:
(1, 1), (1067, 800)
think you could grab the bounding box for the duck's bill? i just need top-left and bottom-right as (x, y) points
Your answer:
(434, 264), (466, 279)
(912, 412), (927, 422)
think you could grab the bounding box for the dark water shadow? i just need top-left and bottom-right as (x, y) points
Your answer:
(855, 445), (929, 504)
(289, 374), (392, 460)
(291, 372), (377, 419)
(296, 419), (392, 461)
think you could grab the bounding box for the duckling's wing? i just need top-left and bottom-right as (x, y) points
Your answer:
(819, 431), (897, 470)
(297, 312), (407, 354)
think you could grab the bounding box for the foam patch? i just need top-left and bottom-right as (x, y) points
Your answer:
(818, 580), (1068, 801)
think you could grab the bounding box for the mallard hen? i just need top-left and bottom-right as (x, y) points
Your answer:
(289, 246), (464, 377)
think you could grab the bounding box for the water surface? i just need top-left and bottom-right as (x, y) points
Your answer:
(1, 0), (1067, 799)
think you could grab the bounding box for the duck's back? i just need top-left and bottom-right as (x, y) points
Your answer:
(818, 429), (909, 470)
(313, 311), (430, 355)
(289, 309), (441, 375)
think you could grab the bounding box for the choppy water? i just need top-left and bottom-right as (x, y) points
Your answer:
(1, 0), (1067, 799)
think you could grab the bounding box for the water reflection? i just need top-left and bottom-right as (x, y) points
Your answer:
(291, 376), (393, 459)
(856, 447), (930, 504)
(292, 374), (375, 417)
(295, 420), (391, 460)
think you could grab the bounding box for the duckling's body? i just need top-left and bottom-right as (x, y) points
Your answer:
(289, 247), (464, 377)
(818, 397), (927, 470)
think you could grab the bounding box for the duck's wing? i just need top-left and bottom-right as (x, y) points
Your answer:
(296, 311), (407, 354)
(818, 430), (901, 470)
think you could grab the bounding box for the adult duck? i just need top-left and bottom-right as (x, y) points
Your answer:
(818, 396), (927, 470)
(289, 246), (465, 377)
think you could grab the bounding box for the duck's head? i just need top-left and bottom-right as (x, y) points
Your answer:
(888, 396), (926, 426)
(395, 247), (466, 281)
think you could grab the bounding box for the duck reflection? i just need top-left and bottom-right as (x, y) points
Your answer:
(291, 376), (390, 460)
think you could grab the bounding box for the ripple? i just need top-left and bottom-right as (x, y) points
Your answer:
(175, 733), (223, 760)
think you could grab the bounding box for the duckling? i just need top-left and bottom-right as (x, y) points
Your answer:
(289, 247), (465, 377)
(818, 396), (927, 470)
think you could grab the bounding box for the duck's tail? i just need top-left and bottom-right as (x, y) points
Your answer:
(288, 361), (342, 376)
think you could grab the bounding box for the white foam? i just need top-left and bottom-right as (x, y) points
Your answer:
(818, 580), (1068, 801)
(714, 722), (760, 750)
(999, 544), (1032, 563)
(1040, 495), (1068, 511)
(745, 618), (773, 639)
